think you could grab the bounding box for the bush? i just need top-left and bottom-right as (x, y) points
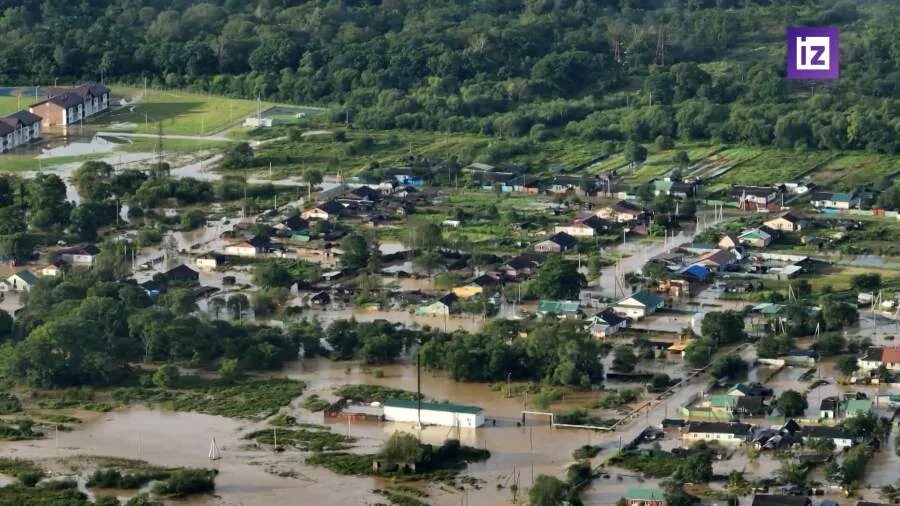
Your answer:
(18, 471), (42, 487)
(573, 445), (602, 460)
(152, 469), (216, 497)
(0, 393), (22, 414)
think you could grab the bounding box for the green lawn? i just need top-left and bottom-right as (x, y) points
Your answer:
(95, 87), (276, 136)
(0, 96), (27, 116)
(0, 153), (104, 172)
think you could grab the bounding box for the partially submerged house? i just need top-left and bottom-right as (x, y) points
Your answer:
(682, 421), (753, 446)
(534, 232), (577, 253)
(29, 82), (110, 127)
(858, 346), (900, 372)
(612, 290), (665, 320)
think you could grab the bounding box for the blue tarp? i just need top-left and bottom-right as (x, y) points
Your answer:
(681, 264), (710, 279)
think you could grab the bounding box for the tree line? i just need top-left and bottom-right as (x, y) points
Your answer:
(0, 1), (897, 153)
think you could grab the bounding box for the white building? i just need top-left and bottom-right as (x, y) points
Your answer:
(0, 110), (42, 152)
(383, 399), (484, 428)
(7, 269), (38, 292)
(612, 290), (665, 320)
(858, 346), (900, 372)
(58, 244), (100, 266)
(682, 422), (752, 446)
(195, 253), (221, 270)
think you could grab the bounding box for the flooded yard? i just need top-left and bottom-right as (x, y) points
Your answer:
(0, 356), (642, 506)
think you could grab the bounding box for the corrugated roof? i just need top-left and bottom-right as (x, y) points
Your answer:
(618, 290), (664, 308)
(384, 398), (482, 415)
(537, 300), (580, 313)
(624, 488), (666, 501)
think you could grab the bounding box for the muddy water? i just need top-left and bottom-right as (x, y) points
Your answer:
(0, 407), (378, 506)
(0, 357), (633, 506)
(285, 358), (629, 505)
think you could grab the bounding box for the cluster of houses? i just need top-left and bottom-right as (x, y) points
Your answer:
(728, 182), (884, 216)
(0, 244), (102, 292)
(624, 489), (888, 506)
(0, 83), (110, 153)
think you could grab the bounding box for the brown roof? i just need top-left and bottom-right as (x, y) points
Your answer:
(31, 82), (110, 109)
(882, 347), (900, 364)
(696, 249), (736, 266)
(1, 110), (42, 127)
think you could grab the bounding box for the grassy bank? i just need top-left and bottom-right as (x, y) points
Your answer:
(111, 377), (304, 420)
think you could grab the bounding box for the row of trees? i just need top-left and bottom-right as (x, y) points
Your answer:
(0, 268), (316, 388)
(419, 319), (606, 388)
(2, 1), (897, 153)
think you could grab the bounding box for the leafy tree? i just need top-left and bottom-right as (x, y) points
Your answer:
(326, 319), (359, 360)
(218, 358), (242, 383)
(252, 260), (294, 288)
(405, 222), (443, 251)
(776, 461), (809, 486)
(379, 431), (423, 464)
(756, 334), (793, 359)
(304, 168), (323, 200)
(683, 340), (715, 369)
(851, 273), (881, 292)
(529, 475), (568, 506)
(776, 390), (808, 417)
(529, 255), (586, 300)
(649, 373), (672, 391)
(152, 363), (180, 388)
(707, 354), (748, 380)
(624, 141), (648, 165)
(72, 161), (114, 202)
(836, 355), (859, 377)
(700, 311), (746, 345)
(69, 204), (101, 241)
(160, 288), (197, 316)
(674, 452), (712, 483)
(673, 151), (690, 166)
(340, 234), (370, 271)
(180, 209), (206, 230)
(26, 173), (71, 230)
(805, 438), (836, 453)
(814, 333), (845, 356)
(221, 142), (254, 169)
(819, 296), (858, 330)
(612, 346), (637, 372)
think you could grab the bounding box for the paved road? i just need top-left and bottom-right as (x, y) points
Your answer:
(579, 343), (758, 486)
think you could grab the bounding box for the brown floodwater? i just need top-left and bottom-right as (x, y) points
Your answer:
(0, 357), (655, 506)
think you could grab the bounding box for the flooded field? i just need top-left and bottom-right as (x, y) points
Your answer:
(0, 356), (648, 506)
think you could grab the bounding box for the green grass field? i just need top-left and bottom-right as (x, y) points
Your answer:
(0, 96), (27, 116)
(96, 87), (276, 136)
(0, 153), (104, 172)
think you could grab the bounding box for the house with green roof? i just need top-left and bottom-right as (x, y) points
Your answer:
(810, 191), (859, 210)
(383, 398), (484, 428)
(613, 290), (665, 320)
(739, 228), (773, 248)
(624, 488), (667, 506)
(7, 269), (38, 292)
(536, 300), (581, 319)
(842, 399), (872, 417)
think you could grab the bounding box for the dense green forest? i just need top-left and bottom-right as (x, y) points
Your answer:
(0, 0), (897, 153)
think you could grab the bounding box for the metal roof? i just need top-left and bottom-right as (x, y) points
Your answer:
(383, 398), (482, 415)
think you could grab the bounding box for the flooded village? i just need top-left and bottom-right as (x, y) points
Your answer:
(0, 83), (898, 506)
